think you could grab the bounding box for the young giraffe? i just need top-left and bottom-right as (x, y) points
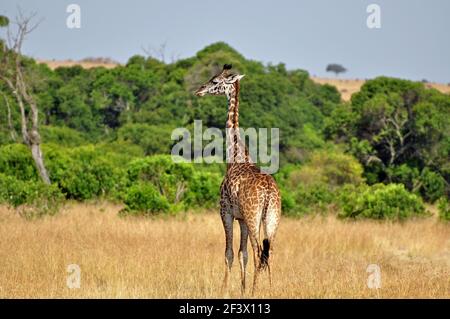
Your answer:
(195, 64), (281, 295)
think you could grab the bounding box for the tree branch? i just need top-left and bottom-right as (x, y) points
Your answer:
(1, 92), (17, 141)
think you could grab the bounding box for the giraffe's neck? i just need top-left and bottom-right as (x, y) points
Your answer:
(226, 82), (250, 169)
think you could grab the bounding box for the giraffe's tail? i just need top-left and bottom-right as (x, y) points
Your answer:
(260, 238), (270, 270)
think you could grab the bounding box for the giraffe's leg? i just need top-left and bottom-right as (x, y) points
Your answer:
(238, 219), (248, 295)
(265, 237), (274, 289)
(248, 231), (262, 295)
(266, 236), (274, 288)
(221, 212), (234, 293)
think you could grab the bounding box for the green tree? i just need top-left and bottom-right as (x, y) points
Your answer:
(327, 77), (449, 198)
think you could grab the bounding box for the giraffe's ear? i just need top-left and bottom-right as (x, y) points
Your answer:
(225, 74), (245, 84)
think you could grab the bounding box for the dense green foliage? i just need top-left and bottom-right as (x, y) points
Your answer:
(325, 77), (449, 202)
(0, 40), (448, 219)
(338, 183), (426, 220)
(0, 173), (63, 218)
(122, 182), (170, 216)
(276, 149), (365, 216)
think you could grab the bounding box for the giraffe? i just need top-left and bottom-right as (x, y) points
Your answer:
(195, 64), (281, 295)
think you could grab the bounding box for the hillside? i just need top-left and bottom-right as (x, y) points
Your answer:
(312, 77), (450, 101)
(37, 58), (118, 70)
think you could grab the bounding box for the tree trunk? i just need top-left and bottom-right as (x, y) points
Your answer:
(30, 140), (50, 184)
(18, 67), (51, 185)
(1, 93), (17, 141)
(3, 77), (51, 185)
(1, 12), (51, 185)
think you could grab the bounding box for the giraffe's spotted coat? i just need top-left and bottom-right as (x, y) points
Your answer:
(195, 65), (281, 295)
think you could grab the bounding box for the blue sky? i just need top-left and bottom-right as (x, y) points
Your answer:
(2, 0), (450, 83)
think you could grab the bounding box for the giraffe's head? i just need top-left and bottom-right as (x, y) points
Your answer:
(195, 64), (245, 98)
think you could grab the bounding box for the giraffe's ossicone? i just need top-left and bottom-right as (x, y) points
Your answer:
(195, 64), (281, 295)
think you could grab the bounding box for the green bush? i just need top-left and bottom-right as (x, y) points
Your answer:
(437, 197), (449, 221)
(387, 164), (420, 191)
(95, 141), (145, 160)
(41, 126), (87, 147)
(286, 150), (364, 189)
(418, 168), (446, 203)
(297, 184), (335, 212)
(338, 183), (426, 220)
(0, 144), (37, 181)
(123, 158), (223, 214)
(282, 183), (335, 217)
(45, 145), (127, 200)
(121, 182), (170, 216)
(0, 173), (63, 218)
(127, 155), (193, 204)
(387, 165), (446, 203)
(280, 188), (297, 214)
(118, 123), (173, 155)
(278, 149), (364, 217)
(184, 171), (221, 208)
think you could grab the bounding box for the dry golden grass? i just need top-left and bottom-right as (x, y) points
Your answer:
(312, 77), (450, 101)
(0, 202), (449, 298)
(37, 59), (118, 70)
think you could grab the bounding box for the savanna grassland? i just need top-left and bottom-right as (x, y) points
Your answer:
(0, 203), (448, 299)
(1, 25), (450, 299)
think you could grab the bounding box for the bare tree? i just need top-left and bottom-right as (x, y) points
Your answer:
(142, 41), (180, 63)
(0, 10), (50, 184)
(169, 52), (181, 64)
(1, 92), (18, 141)
(142, 42), (167, 62)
